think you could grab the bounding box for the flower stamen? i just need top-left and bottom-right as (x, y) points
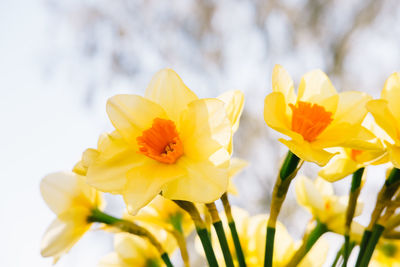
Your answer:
(290, 101), (333, 142)
(137, 118), (184, 164)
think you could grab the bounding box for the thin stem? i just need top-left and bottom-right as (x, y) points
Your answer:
(206, 202), (234, 267)
(264, 151), (302, 267)
(170, 229), (190, 267)
(359, 224), (385, 267)
(330, 243), (344, 267)
(355, 230), (372, 267)
(221, 193), (247, 267)
(343, 167), (364, 266)
(286, 221), (328, 267)
(174, 200), (219, 267)
(88, 209), (174, 267)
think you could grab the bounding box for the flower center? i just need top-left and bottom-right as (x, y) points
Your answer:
(350, 149), (363, 161)
(137, 118), (184, 164)
(289, 101), (333, 142)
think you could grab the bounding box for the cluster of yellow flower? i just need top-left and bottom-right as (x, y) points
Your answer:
(40, 66), (400, 267)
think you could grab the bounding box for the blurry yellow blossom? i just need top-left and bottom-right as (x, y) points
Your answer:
(370, 239), (400, 267)
(99, 232), (174, 267)
(264, 65), (377, 166)
(197, 207), (328, 267)
(319, 116), (388, 182)
(81, 69), (235, 214)
(40, 172), (104, 262)
(367, 72), (400, 168)
(295, 175), (364, 239)
(227, 158), (248, 195)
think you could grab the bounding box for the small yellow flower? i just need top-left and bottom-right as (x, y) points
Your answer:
(197, 207), (328, 267)
(295, 175), (364, 239)
(40, 172), (104, 262)
(82, 69), (236, 214)
(367, 72), (400, 168)
(264, 65), (377, 166)
(319, 116), (389, 182)
(99, 232), (173, 267)
(370, 239), (400, 267)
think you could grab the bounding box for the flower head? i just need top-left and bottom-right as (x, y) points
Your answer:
(264, 65), (377, 166)
(81, 69), (236, 214)
(371, 239), (400, 267)
(40, 172), (104, 262)
(367, 72), (400, 168)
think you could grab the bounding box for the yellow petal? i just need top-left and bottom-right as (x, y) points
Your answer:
(179, 98), (232, 162)
(272, 64), (296, 104)
(123, 160), (186, 215)
(297, 69), (337, 107)
(295, 176), (324, 211)
(161, 158), (229, 203)
(98, 252), (128, 267)
(73, 148), (99, 176)
(382, 72), (400, 120)
(279, 138), (336, 166)
(318, 157), (360, 182)
(299, 238), (329, 267)
(145, 68), (198, 122)
(41, 207), (91, 259)
(386, 142), (400, 169)
(106, 94), (167, 143)
(334, 91), (372, 124)
(86, 132), (143, 193)
(41, 172), (97, 215)
(367, 99), (400, 144)
(314, 177), (334, 196)
(264, 92), (303, 142)
(217, 90), (245, 133)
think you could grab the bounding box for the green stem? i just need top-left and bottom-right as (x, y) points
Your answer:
(385, 167), (400, 186)
(330, 243), (344, 267)
(221, 193), (247, 267)
(286, 221), (328, 267)
(264, 226), (275, 267)
(88, 209), (174, 267)
(264, 151), (301, 267)
(355, 230), (372, 267)
(197, 227), (219, 267)
(359, 224), (385, 267)
(343, 235), (350, 267)
(213, 221), (234, 267)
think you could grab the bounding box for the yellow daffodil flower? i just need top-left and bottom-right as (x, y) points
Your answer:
(295, 175), (364, 239)
(80, 69), (236, 214)
(264, 65), (377, 166)
(197, 207), (328, 267)
(40, 171), (104, 262)
(319, 116), (389, 182)
(370, 239), (400, 267)
(367, 72), (400, 168)
(99, 232), (174, 267)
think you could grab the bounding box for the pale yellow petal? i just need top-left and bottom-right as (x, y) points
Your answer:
(382, 72), (400, 120)
(217, 90), (245, 133)
(86, 133), (143, 193)
(161, 158), (229, 203)
(295, 176), (324, 211)
(264, 92), (303, 142)
(318, 157), (360, 182)
(272, 64), (296, 104)
(41, 172), (96, 215)
(297, 69), (337, 106)
(179, 98), (232, 162)
(106, 94), (167, 143)
(367, 99), (400, 144)
(145, 68), (198, 122)
(41, 208), (91, 258)
(386, 142), (400, 169)
(314, 177), (334, 196)
(99, 252), (130, 267)
(279, 138), (336, 166)
(334, 91), (372, 124)
(123, 160), (186, 215)
(299, 238), (329, 267)
(73, 148), (99, 176)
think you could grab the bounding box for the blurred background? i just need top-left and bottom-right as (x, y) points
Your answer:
(1, 0), (400, 266)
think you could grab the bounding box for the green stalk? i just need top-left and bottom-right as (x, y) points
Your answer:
(88, 209), (174, 267)
(355, 230), (372, 267)
(286, 221), (328, 267)
(343, 167), (364, 266)
(221, 193), (247, 267)
(174, 200), (219, 267)
(264, 151), (301, 267)
(359, 224), (385, 267)
(206, 202), (234, 267)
